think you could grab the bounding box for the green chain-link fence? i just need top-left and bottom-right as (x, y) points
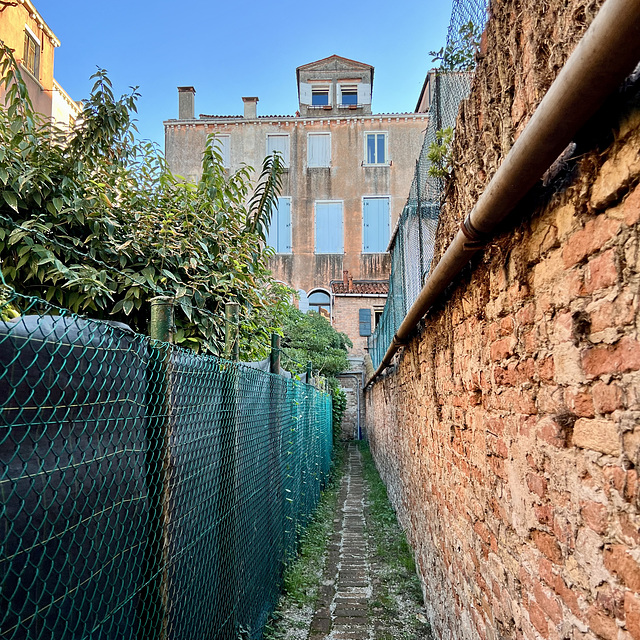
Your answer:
(0, 289), (332, 640)
(368, 0), (488, 369)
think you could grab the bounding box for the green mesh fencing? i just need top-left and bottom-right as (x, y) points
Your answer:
(368, 0), (488, 369)
(0, 289), (333, 640)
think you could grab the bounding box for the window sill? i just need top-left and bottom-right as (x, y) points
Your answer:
(307, 165), (331, 169)
(19, 64), (44, 90)
(362, 162), (391, 168)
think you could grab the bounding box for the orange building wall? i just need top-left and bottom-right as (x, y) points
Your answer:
(0, 2), (57, 117)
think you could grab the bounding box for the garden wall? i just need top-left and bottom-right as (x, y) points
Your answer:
(365, 0), (640, 638)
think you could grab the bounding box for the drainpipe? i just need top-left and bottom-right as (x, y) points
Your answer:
(366, 0), (640, 387)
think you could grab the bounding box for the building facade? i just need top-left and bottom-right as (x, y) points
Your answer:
(0, 0), (80, 125)
(164, 55), (427, 357)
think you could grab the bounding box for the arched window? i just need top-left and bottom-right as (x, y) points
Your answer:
(308, 290), (330, 318)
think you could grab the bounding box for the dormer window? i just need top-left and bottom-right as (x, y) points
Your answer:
(340, 85), (358, 107)
(311, 89), (330, 106)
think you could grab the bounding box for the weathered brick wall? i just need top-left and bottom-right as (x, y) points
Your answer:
(332, 295), (386, 356)
(365, 0), (640, 638)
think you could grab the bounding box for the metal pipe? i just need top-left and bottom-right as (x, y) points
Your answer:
(366, 0), (640, 387)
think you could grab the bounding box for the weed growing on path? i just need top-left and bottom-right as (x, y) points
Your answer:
(360, 443), (433, 640)
(263, 448), (345, 639)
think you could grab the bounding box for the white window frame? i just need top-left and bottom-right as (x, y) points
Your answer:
(307, 132), (331, 168)
(314, 199), (344, 254)
(361, 195), (391, 253)
(212, 134), (230, 168)
(339, 84), (359, 107)
(363, 131), (389, 166)
(22, 25), (41, 79)
(266, 134), (290, 168)
(310, 85), (331, 108)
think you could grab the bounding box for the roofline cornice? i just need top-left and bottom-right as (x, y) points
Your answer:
(18, 0), (60, 47)
(164, 113), (428, 128)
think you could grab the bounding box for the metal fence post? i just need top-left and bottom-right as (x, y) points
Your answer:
(306, 361), (312, 384)
(224, 303), (240, 362)
(270, 333), (281, 374)
(138, 297), (173, 640)
(220, 302), (240, 635)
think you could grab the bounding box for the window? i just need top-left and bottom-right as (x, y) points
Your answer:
(315, 201), (343, 253)
(212, 134), (230, 168)
(267, 134), (289, 168)
(341, 91), (358, 106)
(23, 29), (39, 78)
(365, 132), (388, 165)
(359, 309), (372, 336)
(308, 133), (331, 168)
(266, 197), (292, 254)
(374, 308), (384, 328)
(362, 197), (390, 252)
(308, 290), (330, 318)
(311, 89), (329, 106)
(340, 85), (358, 107)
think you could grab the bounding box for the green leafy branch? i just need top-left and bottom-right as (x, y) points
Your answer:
(427, 127), (454, 179)
(429, 21), (481, 71)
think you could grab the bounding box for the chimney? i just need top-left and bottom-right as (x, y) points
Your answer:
(178, 86), (195, 120)
(243, 96), (259, 119)
(342, 270), (349, 286)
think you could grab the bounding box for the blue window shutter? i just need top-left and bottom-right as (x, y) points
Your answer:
(359, 308), (372, 336)
(267, 200), (278, 250)
(278, 197), (291, 252)
(267, 197), (291, 252)
(316, 202), (343, 253)
(363, 198), (389, 252)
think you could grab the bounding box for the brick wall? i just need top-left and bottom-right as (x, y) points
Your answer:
(332, 295), (385, 357)
(365, 0), (640, 638)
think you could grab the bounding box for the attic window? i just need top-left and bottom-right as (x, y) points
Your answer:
(340, 85), (358, 106)
(311, 89), (329, 106)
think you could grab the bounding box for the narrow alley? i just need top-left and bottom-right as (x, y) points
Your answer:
(267, 444), (431, 640)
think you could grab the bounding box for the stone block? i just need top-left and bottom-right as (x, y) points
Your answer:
(573, 418), (620, 456)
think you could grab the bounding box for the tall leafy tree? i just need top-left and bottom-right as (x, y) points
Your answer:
(0, 43), (284, 356)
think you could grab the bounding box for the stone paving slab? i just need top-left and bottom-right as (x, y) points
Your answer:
(309, 444), (373, 640)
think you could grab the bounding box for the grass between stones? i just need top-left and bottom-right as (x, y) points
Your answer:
(264, 442), (431, 640)
(263, 447), (346, 640)
(359, 442), (433, 640)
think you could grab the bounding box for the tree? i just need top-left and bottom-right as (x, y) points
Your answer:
(279, 306), (352, 438)
(0, 43), (285, 356)
(279, 306), (352, 379)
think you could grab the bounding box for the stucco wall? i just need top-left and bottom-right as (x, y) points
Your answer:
(365, 0), (640, 638)
(164, 115), (425, 294)
(0, 3), (56, 118)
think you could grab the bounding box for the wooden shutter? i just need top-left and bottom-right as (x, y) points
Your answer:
(315, 202), (343, 253)
(277, 197), (291, 252)
(359, 309), (372, 336)
(363, 198), (390, 252)
(267, 197), (291, 253)
(358, 83), (372, 105)
(299, 83), (312, 105)
(267, 135), (289, 167)
(308, 133), (330, 167)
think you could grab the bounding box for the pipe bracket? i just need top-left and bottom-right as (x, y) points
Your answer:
(460, 216), (489, 249)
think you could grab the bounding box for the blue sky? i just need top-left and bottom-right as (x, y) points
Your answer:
(38, 0), (452, 149)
